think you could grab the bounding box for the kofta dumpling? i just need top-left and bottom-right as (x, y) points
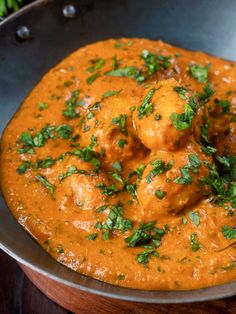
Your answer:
(137, 139), (211, 220)
(78, 90), (146, 166)
(133, 78), (193, 152)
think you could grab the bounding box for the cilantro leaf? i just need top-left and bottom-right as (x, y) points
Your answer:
(112, 114), (128, 136)
(138, 87), (156, 119)
(87, 58), (105, 73)
(221, 226), (236, 240)
(190, 233), (200, 251)
(103, 90), (121, 98)
(189, 63), (210, 83)
(189, 211), (200, 227)
(146, 159), (173, 183)
(35, 174), (55, 198)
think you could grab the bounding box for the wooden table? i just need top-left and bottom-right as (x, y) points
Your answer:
(0, 249), (235, 314)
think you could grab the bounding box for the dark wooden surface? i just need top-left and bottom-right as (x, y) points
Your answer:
(0, 249), (69, 314)
(1, 249), (236, 314)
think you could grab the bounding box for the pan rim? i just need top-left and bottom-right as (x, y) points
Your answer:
(0, 0), (235, 304)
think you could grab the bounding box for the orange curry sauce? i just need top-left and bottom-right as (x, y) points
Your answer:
(0, 38), (236, 290)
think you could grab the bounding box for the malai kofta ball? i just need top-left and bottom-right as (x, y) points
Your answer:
(137, 139), (212, 219)
(133, 78), (194, 152)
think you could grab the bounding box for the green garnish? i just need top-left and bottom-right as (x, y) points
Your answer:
(112, 54), (118, 70)
(146, 159), (173, 183)
(221, 226), (236, 240)
(63, 90), (80, 119)
(201, 146), (217, 155)
(112, 114), (128, 136)
(197, 84), (214, 105)
(103, 90), (121, 98)
(74, 146), (100, 172)
(155, 189), (167, 199)
(100, 203), (132, 239)
(86, 233), (98, 240)
(117, 274), (125, 280)
(112, 161), (122, 172)
(95, 205), (108, 213)
(86, 72), (100, 84)
(106, 66), (144, 83)
(170, 100), (196, 131)
(137, 249), (158, 265)
(35, 174), (55, 198)
(38, 102), (49, 111)
(190, 233), (200, 251)
(141, 50), (171, 76)
(173, 86), (188, 100)
(173, 154), (201, 185)
(214, 98), (230, 114)
(59, 165), (89, 181)
(87, 58), (105, 73)
(56, 124), (73, 139)
(117, 139), (127, 148)
(96, 182), (119, 196)
(138, 87), (156, 119)
(189, 63), (210, 83)
(189, 211), (200, 227)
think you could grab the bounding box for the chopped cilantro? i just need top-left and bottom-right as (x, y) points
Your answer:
(38, 102), (49, 111)
(117, 139), (127, 148)
(17, 161), (32, 174)
(189, 63), (210, 83)
(137, 249), (157, 264)
(117, 274), (125, 280)
(59, 165), (89, 181)
(221, 226), (236, 240)
(106, 66), (144, 83)
(170, 102), (196, 131)
(35, 174), (55, 198)
(112, 114), (128, 136)
(86, 72), (100, 84)
(154, 114), (162, 121)
(112, 54), (118, 70)
(189, 212), (200, 227)
(173, 86), (188, 100)
(87, 58), (105, 73)
(201, 146), (217, 155)
(63, 90), (80, 119)
(95, 205), (108, 213)
(125, 221), (166, 248)
(141, 50), (171, 76)
(56, 124), (73, 139)
(74, 146), (100, 172)
(86, 233), (98, 240)
(214, 98), (230, 114)
(190, 233), (200, 251)
(103, 90), (121, 98)
(96, 182), (119, 196)
(146, 159), (173, 183)
(112, 161), (122, 172)
(138, 87), (156, 119)
(197, 84), (214, 105)
(155, 189), (167, 199)
(101, 203), (132, 239)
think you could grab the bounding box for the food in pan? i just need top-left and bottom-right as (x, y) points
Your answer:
(0, 38), (235, 290)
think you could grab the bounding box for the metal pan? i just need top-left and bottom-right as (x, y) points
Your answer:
(0, 0), (235, 303)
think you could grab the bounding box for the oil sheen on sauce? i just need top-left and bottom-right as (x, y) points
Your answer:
(0, 38), (236, 290)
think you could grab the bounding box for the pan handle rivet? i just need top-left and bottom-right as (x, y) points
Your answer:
(63, 5), (76, 18)
(16, 26), (31, 40)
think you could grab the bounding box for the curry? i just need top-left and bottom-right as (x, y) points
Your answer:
(0, 38), (235, 290)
